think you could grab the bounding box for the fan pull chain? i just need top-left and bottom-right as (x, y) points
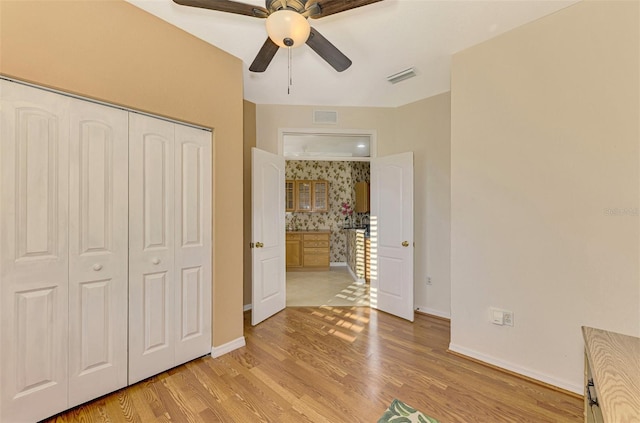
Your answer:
(287, 46), (292, 95)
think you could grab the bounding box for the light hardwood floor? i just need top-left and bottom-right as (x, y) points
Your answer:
(44, 307), (583, 422)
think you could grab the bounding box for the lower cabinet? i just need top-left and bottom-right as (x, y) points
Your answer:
(286, 234), (303, 268)
(286, 231), (330, 270)
(0, 79), (212, 422)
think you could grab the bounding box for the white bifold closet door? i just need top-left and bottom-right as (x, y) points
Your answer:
(0, 79), (71, 423)
(67, 99), (129, 407)
(128, 113), (212, 385)
(0, 80), (129, 422)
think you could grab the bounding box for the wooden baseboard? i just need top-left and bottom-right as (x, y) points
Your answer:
(446, 349), (583, 399)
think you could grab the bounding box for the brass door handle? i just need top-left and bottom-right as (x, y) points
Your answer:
(402, 241), (409, 247)
(255, 242), (264, 248)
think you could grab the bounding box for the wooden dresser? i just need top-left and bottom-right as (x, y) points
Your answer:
(286, 230), (330, 271)
(582, 326), (640, 423)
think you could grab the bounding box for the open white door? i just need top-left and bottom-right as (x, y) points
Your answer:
(251, 148), (286, 325)
(370, 152), (414, 321)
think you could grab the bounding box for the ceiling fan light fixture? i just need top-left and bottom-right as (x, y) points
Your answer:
(266, 10), (310, 48)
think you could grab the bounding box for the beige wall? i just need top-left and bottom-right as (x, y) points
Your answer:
(243, 101), (257, 305)
(450, 0), (639, 393)
(390, 93), (451, 318)
(0, 0), (245, 347)
(255, 104), (395, 154)
(252, 99), (453, 318)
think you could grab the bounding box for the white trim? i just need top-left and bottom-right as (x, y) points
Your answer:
(415, 306), (450, 320)
(330, 261), (347, 267)
(345, 264), (366, 283)
(278, 127), (377, 161)
(1, 76), (211, 132)
(211, 337), (246, 358)
(243, 304), (252, 312)
(448, 343), (582, 394)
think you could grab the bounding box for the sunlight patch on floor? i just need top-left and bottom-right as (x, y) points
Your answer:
(286, 267), (370, 307)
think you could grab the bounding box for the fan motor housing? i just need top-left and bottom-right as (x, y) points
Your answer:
(266, 0), (307, 13)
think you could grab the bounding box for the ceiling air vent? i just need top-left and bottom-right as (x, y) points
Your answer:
(386, 67), (417, 84)
(313, 110), (338, 124)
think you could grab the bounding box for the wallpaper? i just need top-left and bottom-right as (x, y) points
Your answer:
(286, 160), (370, 263)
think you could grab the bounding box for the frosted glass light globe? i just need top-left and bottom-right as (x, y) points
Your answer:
(266, 10), (310, 48)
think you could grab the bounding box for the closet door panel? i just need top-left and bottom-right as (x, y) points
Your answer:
(0, 80), (70, 423)
(174, 126), (212, 364)
(128, 113), (176, 384)
(67, 100), (128, 407)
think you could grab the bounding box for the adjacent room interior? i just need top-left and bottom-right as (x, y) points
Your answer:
(283, 135), (373, 307)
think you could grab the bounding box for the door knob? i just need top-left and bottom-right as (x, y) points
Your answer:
(152, 257), (161, 265)
(255, 242), (264, 248)
(402, 241), (409, 247)
(92, 264), (103, 271)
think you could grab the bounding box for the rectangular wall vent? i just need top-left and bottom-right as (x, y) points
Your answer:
(386, 68), (417, 84)
(313, 110), (338, 124)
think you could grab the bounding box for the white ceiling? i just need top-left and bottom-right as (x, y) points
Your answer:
(126, 0), (578, 107)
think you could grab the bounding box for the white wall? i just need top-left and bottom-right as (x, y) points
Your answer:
(390, 94), (451, 318)
(255, 101), (452, 318)
(450, 0), (639, 393)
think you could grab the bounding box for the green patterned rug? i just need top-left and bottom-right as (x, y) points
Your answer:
(378, 399), (440, 423)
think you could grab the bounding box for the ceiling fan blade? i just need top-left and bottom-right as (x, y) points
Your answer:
(306, 27), (352, 72)
(172, 0), (269, 18)
(306, 0), (382, 19)
(249, 37), (280, 72)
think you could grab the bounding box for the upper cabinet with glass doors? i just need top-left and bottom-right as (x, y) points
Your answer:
(312, 180), (328, 212)
(286, 180), (329, 212)
(285, 180), (296, 212)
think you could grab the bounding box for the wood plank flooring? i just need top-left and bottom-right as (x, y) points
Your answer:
(44, 307), (583, 422)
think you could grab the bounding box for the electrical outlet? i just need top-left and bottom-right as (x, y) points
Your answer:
(426, 276), (432, 285)
(490, 307), (514, 326)
(503, 311), (514, 326)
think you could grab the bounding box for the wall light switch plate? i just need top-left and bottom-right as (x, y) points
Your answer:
(490, 308), (504, 325)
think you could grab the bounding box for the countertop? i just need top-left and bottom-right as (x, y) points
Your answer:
(582, 326), (640, 422)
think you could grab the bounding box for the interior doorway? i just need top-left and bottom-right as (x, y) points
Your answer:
(281, 129), (374, 308)
(284, 158), (371, 307)
(252, 147), (415, 324)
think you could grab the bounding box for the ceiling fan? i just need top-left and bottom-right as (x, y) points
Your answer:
(172, 0), (383, 72)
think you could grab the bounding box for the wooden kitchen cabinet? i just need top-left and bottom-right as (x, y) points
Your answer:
(354, 181), (369, 213)
(312, 180), (329, 212)
(285, 180), (296, 212)
(296, 180), (313, 211)
(285, 233), (303, 268)
(285, 180), (329, 213)
(286, 231), (330, 270)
